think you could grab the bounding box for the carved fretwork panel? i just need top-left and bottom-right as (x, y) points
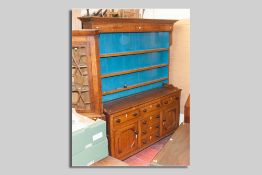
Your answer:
(72, 46), (91, 111)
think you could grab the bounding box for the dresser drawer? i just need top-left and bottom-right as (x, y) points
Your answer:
(140, 112), (160, 125)
(141, 120), (160, 135)
(113, 109), (140, 127)
(140, 101), (161, 114)
(141, 130), (161, 147)
(92, 23), (137, 33)
(161, 94), (180, 107)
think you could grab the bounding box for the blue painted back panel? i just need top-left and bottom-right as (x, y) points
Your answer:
(100, 51), (168, 75)
(99, 32), (169, 102)
(101, 67), (168, 92)
(102, 80), (168, 102)
(99, 32), (169, 54)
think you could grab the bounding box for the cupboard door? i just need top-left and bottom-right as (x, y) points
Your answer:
(162, 106), (179, 136)
(114, 122), (138, 159)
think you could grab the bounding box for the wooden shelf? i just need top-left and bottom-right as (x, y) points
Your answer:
(102, 77), (168, 96)
(100, 48), (169, 58)
(101, 64), (168, 78)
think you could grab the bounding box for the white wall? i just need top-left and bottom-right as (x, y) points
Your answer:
(143, 9), (190, 19)
(79, 9), (190, 19)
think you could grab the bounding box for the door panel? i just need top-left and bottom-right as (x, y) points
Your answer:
(114, 122), (138, 158)
(162, 106), (179, 136)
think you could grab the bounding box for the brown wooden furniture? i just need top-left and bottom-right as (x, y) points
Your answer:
(72, 30), (103, 117)
(150, 123), (190, 166)
(91, 156), (129, 166)
(103, 85), (181, 160)
(184, 95), (190, 123)
(76, 17), (181, 160)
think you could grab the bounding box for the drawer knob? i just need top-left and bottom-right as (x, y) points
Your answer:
(156, 125), (160, 129)
(143, 109), (147, 112)
(133, 113), (138, 116)
(143, 121), (147, 125)
(142, 131), (147, 135)
(115, 118), (121, 123)
(156, 115), (160, 119)
(95, 26), (100, 29)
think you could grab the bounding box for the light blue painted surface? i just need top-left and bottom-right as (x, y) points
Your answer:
(99, 32), (169, 54)
(101, 67), (168, 92)
(100, 51), (168, 75)
(102, 80), (168, 102)
(99, 32), (170, 102)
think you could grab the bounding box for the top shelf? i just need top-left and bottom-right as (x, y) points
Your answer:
(100, 48), (168, 58)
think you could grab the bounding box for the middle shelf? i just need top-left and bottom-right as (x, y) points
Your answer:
(102, 77), (168, 96)
(100, 63), (168, 78)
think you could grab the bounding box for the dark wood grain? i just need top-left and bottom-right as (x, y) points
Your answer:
(184, 95), (190, 123)
(104, 85), (181, 114)
(104, 85), (182, 160)
(150, 123), (190, 166)
(104, 85), (181, 160)
(78, 17), (178, 33)
(101, 64), (168, 78)
(100, 48), (169, 58)
(72, 29), (99, 36)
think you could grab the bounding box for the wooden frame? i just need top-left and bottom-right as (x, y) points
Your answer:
(76, 17), (181, 160)
(78, 17), (178, 33)
(72, 29), (103, 115)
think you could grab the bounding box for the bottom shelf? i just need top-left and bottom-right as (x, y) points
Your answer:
(102, 78), (168, 102)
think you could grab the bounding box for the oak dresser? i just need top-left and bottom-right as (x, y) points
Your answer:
(73, 17), (181, 160)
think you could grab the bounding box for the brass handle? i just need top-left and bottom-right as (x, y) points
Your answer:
(133, 113), (138, 117)
(115, 118), (121, 123)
